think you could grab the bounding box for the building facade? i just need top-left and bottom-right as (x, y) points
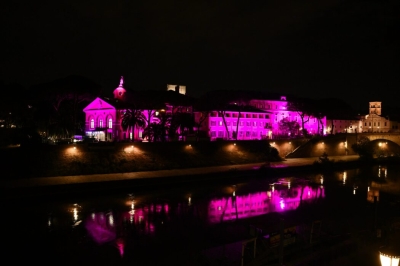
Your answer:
(83, 78), (328, 142)
(325, 101), (399, 134)
(196, 96), (327, 141)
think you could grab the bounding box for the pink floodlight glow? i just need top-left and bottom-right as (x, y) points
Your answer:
(279, 199), (285, 209)
(208, 185), (324, 223)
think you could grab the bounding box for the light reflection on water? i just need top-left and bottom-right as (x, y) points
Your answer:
(6, 164), (400, 264)
(46, 166), (397, 232)
(208, 183), (324, 223)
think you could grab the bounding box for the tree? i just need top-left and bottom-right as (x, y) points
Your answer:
(200, 90), (253, 140)
(170, 112), (195, 140)
(121, 108), (147, 141)
(232, 92), (252, 140)
(142, 111), (171, 142)
(351, 136), (374, 159)
(288, 98), (314, 137)
(278, 118), (300, 136)
(29, 75), (101, 138)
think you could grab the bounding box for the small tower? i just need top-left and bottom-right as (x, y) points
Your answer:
(113, 76), (126, 100)
(167, 84), (186, 95)
(369, 101), (381, 115)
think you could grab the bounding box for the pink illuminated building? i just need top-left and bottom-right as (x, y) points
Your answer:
(83, 77), (193, 141)
(83, 77), (326, 141)
(196, 96), (327, 140)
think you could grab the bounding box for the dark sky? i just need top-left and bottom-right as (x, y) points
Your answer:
(1, 0), (399, 109)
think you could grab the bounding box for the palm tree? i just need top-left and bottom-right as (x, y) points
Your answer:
(142, 111), (171, 142)
(121, 108), (146, 141)
(170, 112), (194, 140)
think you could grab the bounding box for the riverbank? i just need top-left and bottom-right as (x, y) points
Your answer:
(4, 154), (400, 200)
(0, 155), (369, 200)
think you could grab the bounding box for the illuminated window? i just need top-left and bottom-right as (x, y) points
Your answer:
(253, 122), (257, 126)
(90, 119), (94, 129)
(218, 121), (223, 126)
(99, 119), (103, 128)
(108, 118), (112, 128)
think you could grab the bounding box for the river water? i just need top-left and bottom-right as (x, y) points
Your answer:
(3, 164), (400, 265)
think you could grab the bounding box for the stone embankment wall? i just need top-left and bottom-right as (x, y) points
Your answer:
(1, 140), (275, 179)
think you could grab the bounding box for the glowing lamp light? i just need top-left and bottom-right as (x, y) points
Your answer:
(379, 142), (382, 147)
(379, 246), (400, 266)
(233, 143), (236, 146)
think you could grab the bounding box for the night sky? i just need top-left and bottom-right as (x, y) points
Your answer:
(1, 0), (399, 109)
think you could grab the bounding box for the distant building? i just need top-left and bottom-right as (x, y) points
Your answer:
(326, 101), (400, 134)
(167, 84), (186, 95)
(361, 101), (397, 133)
(195, 95), (327, 140)
(326, 116), (362, 134)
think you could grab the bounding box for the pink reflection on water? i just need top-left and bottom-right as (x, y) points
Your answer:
(116, 238), (124, 257)
(122, 203), (169, 234)
(85, 212), (116, 244)
(208, 185), (324, 223)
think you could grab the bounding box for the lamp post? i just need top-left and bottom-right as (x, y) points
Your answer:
(380, 246), (400, 266)
(379, 221), (400, 266)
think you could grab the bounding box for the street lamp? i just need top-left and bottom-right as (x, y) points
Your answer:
(379, 246), (400, 266)
(379, 221), (400, 266)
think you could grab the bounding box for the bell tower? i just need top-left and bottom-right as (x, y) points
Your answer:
(369, 101), (381, 115)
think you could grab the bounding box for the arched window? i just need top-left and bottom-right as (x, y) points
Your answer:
(90, 119), (94, 129)
(108, 118), (112, 129)
(99, 119), (103, 128)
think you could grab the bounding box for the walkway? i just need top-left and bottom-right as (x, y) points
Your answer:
(2, 155), (359, 189)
